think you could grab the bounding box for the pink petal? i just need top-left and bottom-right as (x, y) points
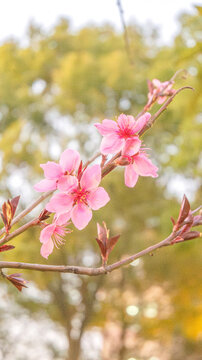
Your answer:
(100, 134), (123, 155)
(57, 175), (78, 192)
(133, 112), (151, 134)
(40, 162), (63, 180)
(87, 187), (110, 210)
(59, 149), (80, 173)
(133, 154), (158, 177)
(71, 203), (92, 230)
(94, 119), (118, 136)
(118, 114), (135, 131)
(157, 96), (167, 104)
(122, 137), (141, 156)
(40, 224), (56, 244)
(40, 239), (54, 259)
(46, 193), (74, 214)
(54, 212), (71, 226)
(152, 79), (161, 88)
(80, 164), (101, 190)
(34, 179), (57, 192)
(124, 165), (139, 187)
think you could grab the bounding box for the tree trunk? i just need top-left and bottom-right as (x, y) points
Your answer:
(67, 339), (81, 360)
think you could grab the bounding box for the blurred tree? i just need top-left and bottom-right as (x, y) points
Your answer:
(0, 6), (201, 360)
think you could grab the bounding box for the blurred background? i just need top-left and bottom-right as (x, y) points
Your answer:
(0, 1), (201, 359)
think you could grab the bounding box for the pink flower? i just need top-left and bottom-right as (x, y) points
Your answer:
(94, 113), (151, 155)
(40, 213), (71, 259)
(148, 79), (175, 105)
(46, 165), (110, 230)
(34, 149), (80, 192)
(121, 141), (158, 187)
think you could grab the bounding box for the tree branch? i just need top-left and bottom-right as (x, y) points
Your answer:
(139, 86), (194, 136)
(0, 218), (40, 246)
(116, 0), (134, 66)
(136, 69), (189, 120)
(0, 81), (194, 243)
(0, 191), (53, 238)
(0, 229), (200, 276)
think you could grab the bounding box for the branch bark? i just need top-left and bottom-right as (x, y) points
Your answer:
(0, 191), (53, 238)
(139, 86), (194, 136)
(0, 229), (200, 276)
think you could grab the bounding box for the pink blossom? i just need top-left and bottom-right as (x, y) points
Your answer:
(40, 213), (71, 259)
(94, 113), (151, 155)
(148, 79), (175, 105)
(121, 141), (158, 187)
(46, 165), (110, 230)
(34, 149), (80, 192)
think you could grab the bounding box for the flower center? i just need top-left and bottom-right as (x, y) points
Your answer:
(117, 126), (135, 139)
(72, 188), (89, 205)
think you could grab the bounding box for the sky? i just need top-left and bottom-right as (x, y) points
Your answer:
(0, 0), (198, 45)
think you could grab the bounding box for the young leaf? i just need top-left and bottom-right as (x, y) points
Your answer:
(96, 222), (120, 265)
(0, 245), (15, 253)
(173, 195), (190, 231)
(108, 235), (120, 253)
(10, 195), (20, 217)
(38, 209), (51, 222)
(6, 273), (28, 292)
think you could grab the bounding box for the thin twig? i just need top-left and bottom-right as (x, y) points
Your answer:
(116, 0), (134, 66)
(84, 151), (101, 167)
(0, 191), (53, 238)
(139, 86), (194, 136)
(0, 81), (194, 242)
(0, 218), (39, 246)
(136, 69), (189, 120)
(0, 230), (200, 276)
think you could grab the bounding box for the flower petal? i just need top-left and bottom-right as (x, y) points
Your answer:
(124, 165), (139, 187)
(71, 204), (92, 230)
(87, 187), (110, 210)
(153, 79), (161, 88)
(122, 137), (141, 156)
(100, 134), (123, 155)
(40, 238), (54, 259)
(40, 162), (63, 180)
(46, 193), (74, 214)
(117, 114), (135, 132)
(80, 165), (101, 190)
(94, 119), (118, 136)
(59, 149), (80, 173)
(157, 96), (167, 104)
(57, 175), (78, 192)
(54, 212), (71, 226)
(133, 112), (151, 134)
(40, 224), (56, 244)
(133, 154), (158, 177)
(34, 179), (57, 192)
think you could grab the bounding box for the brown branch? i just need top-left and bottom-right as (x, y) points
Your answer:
(101, 152), (121, 177)
(84, 151), (101, 167)
(170, 69), (188, 82)
(0, 191), (53, 238)
(0, 230), (201, 276)
(116, 0), (134, 66)
(136, 69), (189, 120)
(0, 218), (39, 246)
(0, 83), (194, 245)
(139, 86), (194, 136)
